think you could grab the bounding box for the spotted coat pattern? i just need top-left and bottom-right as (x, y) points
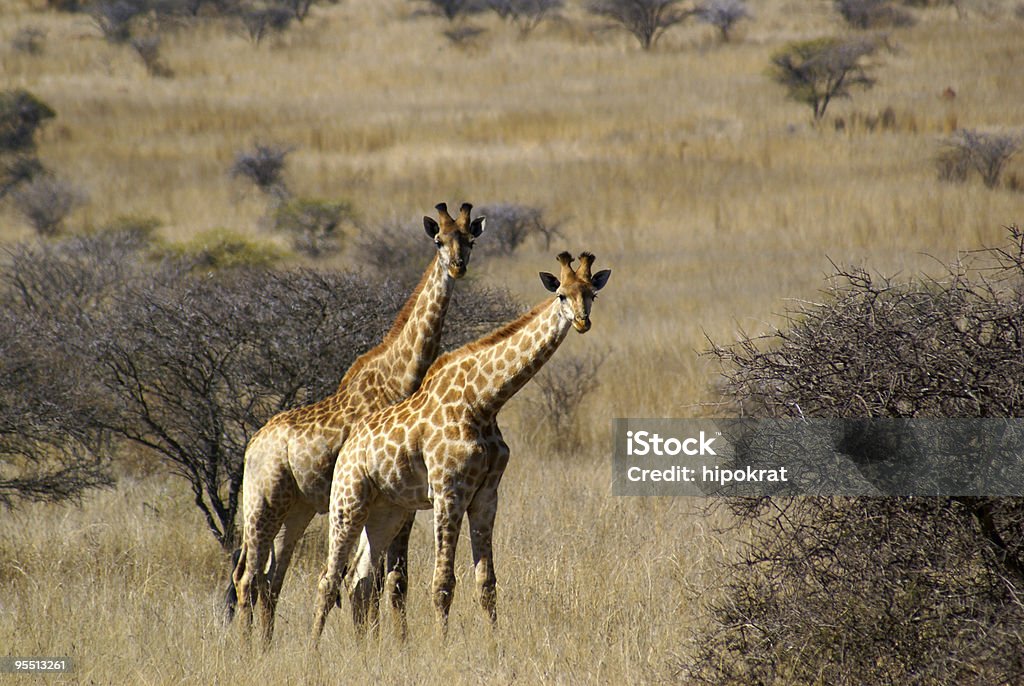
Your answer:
(230, 203), (484, 642)
(312, 252), (611, 639)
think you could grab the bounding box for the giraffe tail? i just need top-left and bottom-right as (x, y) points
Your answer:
(223, 546), (244, 624)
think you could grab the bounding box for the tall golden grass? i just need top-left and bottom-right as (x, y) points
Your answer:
(1, 0), (1022, 681)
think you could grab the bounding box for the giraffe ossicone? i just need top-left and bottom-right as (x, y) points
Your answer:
(312, 251), (611, 640)
(227, 202), (484, 643)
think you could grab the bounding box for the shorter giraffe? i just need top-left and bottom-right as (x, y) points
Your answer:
(312, 251), (611, 638)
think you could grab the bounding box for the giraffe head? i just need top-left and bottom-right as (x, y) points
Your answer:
(423, 202), (486, 279)
(539, 251), (611, 333)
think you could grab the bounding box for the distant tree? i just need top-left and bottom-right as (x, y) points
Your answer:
(488, 0), (565, 36)
(240, 4), (294, 44)
(90, 0), (148, 43)
(0, 89), (55, 153)
(835, 0), (915, 28)
(770, 37), (880, 121)
(229, 142), (291, 199)
(12, 27), (47, 55)
(0, 156), (45, 201)
(694, 0), (750, 42)
(131, 36), (174, 78)
(938, 129), (1021, 189)
(586, 0), (691, 50)
(273, 197), (357, 258)
(412, 0), (489, 21)
(477, 203), (565, 254)
(12, 174), (86, 236)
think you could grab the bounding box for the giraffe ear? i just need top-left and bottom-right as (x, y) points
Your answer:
(424, 216), (440, 239)
(539, 272), (560, 292)
(470, 216), (486, 238)
(591, 269), (611, 291)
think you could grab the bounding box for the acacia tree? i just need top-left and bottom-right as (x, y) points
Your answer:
(89, 267), (404, 549)
(695, 0), (750, 42)
(586, 0), (691, 50)
(770, 37), (880, 121)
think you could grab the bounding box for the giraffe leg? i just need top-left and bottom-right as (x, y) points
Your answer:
(383, 513), (415, 640)
(468, 490), (499, 626)
(348, 508), (409, 638)
(258, 504), (316, 641)
(312, 478), (371, 642)
(431, 494), (467, 638)
(232, 505), (282, 642)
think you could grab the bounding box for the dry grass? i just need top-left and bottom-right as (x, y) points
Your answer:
(1, 0), (1023, 681)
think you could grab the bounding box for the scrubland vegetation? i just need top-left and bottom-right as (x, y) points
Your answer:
(1, 0), (1023, 681)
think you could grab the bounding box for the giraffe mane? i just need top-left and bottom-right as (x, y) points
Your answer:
(339, 253), (437, 382)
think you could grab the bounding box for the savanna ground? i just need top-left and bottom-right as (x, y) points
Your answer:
(1, 0), (1023, 682)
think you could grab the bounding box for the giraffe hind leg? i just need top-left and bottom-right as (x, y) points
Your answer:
(224, 547), (243, 624)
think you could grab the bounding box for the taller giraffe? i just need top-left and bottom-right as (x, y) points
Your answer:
(312, 251), (611, 639)
(229, 202), (485, 642)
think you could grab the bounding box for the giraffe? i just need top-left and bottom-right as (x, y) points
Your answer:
(312, 251), (611, 639)
(229, 202), (485, 642)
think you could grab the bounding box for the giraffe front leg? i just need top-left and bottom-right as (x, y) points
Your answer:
(468, 490), (498, 626)
(312, 503), (368, 642)
(431, 494), (467, 639)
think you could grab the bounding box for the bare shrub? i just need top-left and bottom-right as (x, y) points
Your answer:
(694, 0), (750, 42)
(692, 226), (1024, 685)
(0, 310), (111, 507)
(938, 129), (1022, 189)
(11, 27), (47, 55)
(477, 203), (564, 255)
(13, 174), (86, 236)
(90, 0), (148, 43)
(835, 0), (915, 28)
(240, 4), (294, 44)
(526, 351), (608, 454)
(586, 0), (691, 49)
(412, 0), (489, 21)
(89, 267), (405, 549)
(272, 197), (356, 258)
(770, 37), (881, 121)
(0, 89), (55, 153)
(0, 156), (45, 201)
(131, 36), (174, 77)
(229, 142), (290, 199)
(353, 219), (425, 284)
(488, 0), (565, 36)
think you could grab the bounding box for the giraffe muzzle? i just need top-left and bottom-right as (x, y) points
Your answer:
(448, 262), (466, 278)
(574, 317), (591, 333)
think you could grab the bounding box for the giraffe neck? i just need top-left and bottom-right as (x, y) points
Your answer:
(431, 298), (570, 418)
(384, 254), (454, 396)
(336, 254), (453, 401)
